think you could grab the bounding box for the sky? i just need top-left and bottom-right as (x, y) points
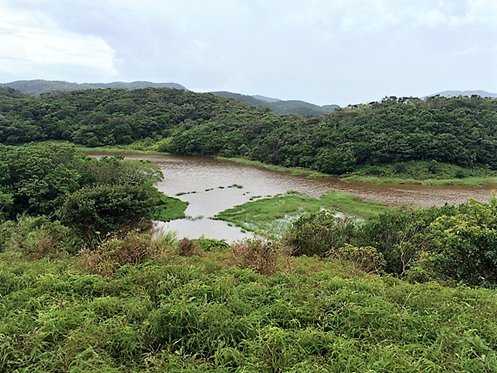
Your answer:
(0, 0), (496, 106)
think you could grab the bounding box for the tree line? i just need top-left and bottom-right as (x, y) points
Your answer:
(1, 88), (496, 174)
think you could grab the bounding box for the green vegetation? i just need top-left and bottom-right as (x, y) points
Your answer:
(210, 91), (339, 116)
(220, 157), (327, 177)
(0, 142), (185, 239)
(150, 194), (188, 221)
(213, 191), (389, 238)
(1, 88), (497, 182)
(3, 226), (497, 371)
(4, 89), (497, 370)
(343, 160), (497, 185)
(2, 146), (497, 370)
(282, 195), (497, 287)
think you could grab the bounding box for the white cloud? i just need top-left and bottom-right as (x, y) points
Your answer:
(0, 0), (495, 104)
(0, 2), (117, 81)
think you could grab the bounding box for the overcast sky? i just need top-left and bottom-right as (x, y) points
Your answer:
(0, 0), (496, 106)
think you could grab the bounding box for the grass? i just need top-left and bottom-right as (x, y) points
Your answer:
(220, 157), (329, 177)
(213, 191), (390, 238)
(2, 238), (497, 372)
(345, 161), (497, 186)
(223, 157), (497, 186)
(344, 174), (497, 186)
(151, 194), (188, 221)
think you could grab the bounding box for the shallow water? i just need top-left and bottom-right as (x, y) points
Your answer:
(89, 152), (497, 241)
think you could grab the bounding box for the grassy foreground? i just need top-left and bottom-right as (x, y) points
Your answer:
(213, 191), (390, 238)
(1, 239), (497, 372)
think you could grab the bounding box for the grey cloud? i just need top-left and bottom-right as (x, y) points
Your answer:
(2, 0), (496, 105)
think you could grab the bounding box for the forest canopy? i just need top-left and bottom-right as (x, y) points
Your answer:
(0, 88), (496, 175)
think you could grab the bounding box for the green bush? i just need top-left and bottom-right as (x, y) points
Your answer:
(283, 210), (357, 257)
(427, 196), (497, 286)
(0, 215), (77, 256)
(58, 184), (154, 246)
(353, 205), (465, 277)
(330, 245), (385, 273)
(79, 231), (157, 276)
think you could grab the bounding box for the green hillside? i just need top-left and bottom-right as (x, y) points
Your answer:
(210, 91), (340, 115)
(0, 79), (187, 96)
(0, 88), (496, 179)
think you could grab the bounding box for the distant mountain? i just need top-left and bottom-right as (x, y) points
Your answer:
(209, 91), (339, 116)
(0, 86), (29, 98)
(251, 95), (281, 103)
(0, 80), (188, 95)
(426, 90), (497, 99)
(209, 91), (268, 108)
(268, 100), (340, 116)
(0, 79), (340, 116)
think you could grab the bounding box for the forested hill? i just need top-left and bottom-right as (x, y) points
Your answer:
(0, 80), (187, 96)
(210, 91), (340, 116)
(1, 87), (497, 175)
(1, 80), (340, 116)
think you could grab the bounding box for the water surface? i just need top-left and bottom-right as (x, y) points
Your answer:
(90, 152), (497, 241)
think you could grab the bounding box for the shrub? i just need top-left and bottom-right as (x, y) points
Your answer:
(194, 236), (231, 252)
(79, 231), (152, 276)
(427, 196), (497, 286)
(283, 210), (357, 257)
(177, 238), (198, 257)
(329, 245), (385, 273)
(356, 205), (461, 276)
(232, 237), (283, 275)
(59, 184), (154, 246)
(0, 215), (76, 257)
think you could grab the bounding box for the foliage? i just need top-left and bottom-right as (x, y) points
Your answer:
(0, 142), (171, 223)
(194, 236), (231, 252)
(353, 205), (461, 276)
(1, 90), (497, 178)
(78, 231), (172, 277)
(283, 210), (358, 257)
(282, 204), (467, 279)
(428, 195), (497, 286)
(58, 184), (155, 245)
(0, 142), (85, 217)
(0, 214), (76, 256)
(232, 236), (285, 275)
(3, 238), (497, 371)
(330, 245), (385, 273)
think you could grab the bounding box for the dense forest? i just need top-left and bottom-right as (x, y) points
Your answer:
(0, 87), (496, 177)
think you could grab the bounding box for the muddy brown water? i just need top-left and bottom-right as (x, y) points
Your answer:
(89, 152), (497, 241)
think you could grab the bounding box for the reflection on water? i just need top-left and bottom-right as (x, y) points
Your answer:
(89, 152), (497, 242)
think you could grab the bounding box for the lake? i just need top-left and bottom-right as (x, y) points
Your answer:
(89, 152), (496, 241)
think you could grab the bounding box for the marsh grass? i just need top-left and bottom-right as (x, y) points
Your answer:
(220, 157), (321, 176)
(150, 194), (188, 221)
(344, 161), (497, 186)
(213, 191), (389, 238)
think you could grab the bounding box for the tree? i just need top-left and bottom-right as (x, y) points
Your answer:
(58, 184), (155, 246)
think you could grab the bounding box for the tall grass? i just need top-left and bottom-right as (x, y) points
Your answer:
(2, 240), (497, 372)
